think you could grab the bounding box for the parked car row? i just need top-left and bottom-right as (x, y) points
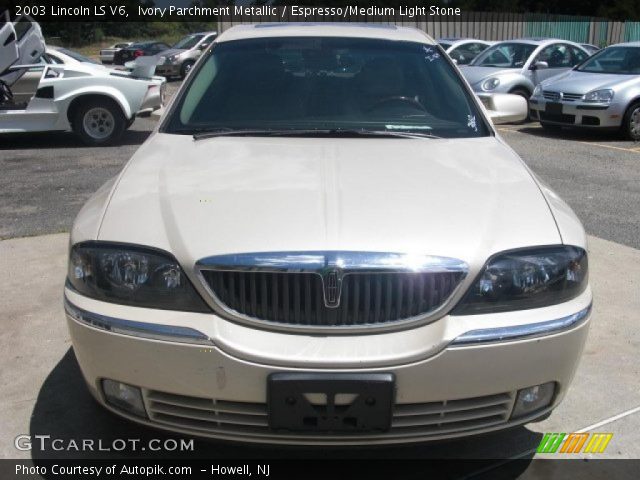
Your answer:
(2, 15), (638, 145)
(442, 36), (640, 139)
(98, 32), (217, 80)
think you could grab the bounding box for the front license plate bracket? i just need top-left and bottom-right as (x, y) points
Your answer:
(545, 102), (563, 115)
(268, 373), (395, 433)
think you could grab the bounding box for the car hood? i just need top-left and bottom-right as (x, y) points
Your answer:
(540, 69), (640, 93)
(459, 66), (519, 85)
(97, 135), (561, 269)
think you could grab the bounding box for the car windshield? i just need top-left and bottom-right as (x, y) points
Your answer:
(576, 46), (640, 74)
(471, 42), (537, 68)
(56, 48), (100, 64)
(172, 34), (205, 50)
(165, 36), (489, 138)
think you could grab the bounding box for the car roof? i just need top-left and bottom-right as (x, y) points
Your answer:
(610, 41), (640, 48)
(217, 23), (434, 44)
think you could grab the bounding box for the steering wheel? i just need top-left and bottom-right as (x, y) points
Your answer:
(365, 96), (426, 113)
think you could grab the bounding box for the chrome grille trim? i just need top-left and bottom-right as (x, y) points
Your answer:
(195, 251), (468, 333)
(144, 389), (515, 441)
(542, 91), (584, 102)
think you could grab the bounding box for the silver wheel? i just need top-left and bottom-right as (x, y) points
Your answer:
(82, 107), (115, 140)
(184, 62), (193, 74)
(629, 106), (640, 139)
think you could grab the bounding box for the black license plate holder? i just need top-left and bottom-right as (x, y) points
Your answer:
(545, 102), (563, 115)
(268, 373), (395, 433)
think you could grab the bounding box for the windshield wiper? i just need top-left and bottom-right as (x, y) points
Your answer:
(191, 128), (331, 140)
(189, 128), (441, 141)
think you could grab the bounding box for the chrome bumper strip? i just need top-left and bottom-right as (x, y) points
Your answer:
(64, 298), (213, 345)
(450, 303), (592, 346)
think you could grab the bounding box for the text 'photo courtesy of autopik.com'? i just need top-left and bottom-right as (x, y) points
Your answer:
(1, 0), (640, 479)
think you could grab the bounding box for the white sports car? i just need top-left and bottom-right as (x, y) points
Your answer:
(1, 17), (165, 145)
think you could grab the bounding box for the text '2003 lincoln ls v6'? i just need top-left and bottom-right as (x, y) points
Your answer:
(65, 24), (591, 445)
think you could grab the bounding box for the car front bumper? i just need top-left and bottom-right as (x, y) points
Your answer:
(529, 98), (626, 128)
(65, 286), (592, 445)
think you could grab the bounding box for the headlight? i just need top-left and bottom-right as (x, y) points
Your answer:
(157, 56), (165, 65)
(532, 85), (542, 97)
(167, 54), (178, 63)
(67, 243), (210, 312)
(482, 77), (500, 91)
(584, 89), (614, 103)
(453, 246), (588, 315)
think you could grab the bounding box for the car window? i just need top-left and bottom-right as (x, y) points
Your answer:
(115, 43), (130, 49)
(570, 46), (588, 65)
(577, 46), (640, 74)
(438, 42), (452, 50)
(172, 35), (205, 50)
(450, 42), (488, 65)
(166, 36), (490, 139)
(44, 52), (63, 64)
(201, 34), (217, 48)
(472, 42), (536, 68)
(535, 44), (572, 68)
(13, 17), (33, 42)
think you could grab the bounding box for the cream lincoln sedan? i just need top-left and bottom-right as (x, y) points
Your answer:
(65, 24), (591, 445)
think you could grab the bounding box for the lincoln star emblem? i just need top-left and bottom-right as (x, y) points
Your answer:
(322, 269), (343, 308)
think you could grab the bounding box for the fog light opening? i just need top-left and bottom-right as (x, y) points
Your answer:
(511, 382), (556, 420)
(102, 379), (147, 418)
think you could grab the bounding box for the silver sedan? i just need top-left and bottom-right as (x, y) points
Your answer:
(529, 42), (640, 140)
(460, 38), (590, 100)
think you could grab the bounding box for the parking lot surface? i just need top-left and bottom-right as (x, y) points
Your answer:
(1, 79), (639, 468)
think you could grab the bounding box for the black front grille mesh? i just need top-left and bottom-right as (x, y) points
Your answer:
(200, 270), (464, 327)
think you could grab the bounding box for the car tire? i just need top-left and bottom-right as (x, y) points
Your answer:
(180, 61), (195, 79)
(622, 102), (640, 141)
(72, 98), (126, 146)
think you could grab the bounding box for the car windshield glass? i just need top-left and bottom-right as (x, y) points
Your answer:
(56, 48), (100, 64)
(576, 46), (640, 74)
(172, 34), (205, 50)
(471, 42), (536, 68)
(166, 36), (489, 139)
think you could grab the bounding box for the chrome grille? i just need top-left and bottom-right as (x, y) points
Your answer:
(543, 91), (583, 102)
(144, 389), (515, 442)
(199, 270), (465, 327)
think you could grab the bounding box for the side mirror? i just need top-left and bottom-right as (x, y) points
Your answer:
(477, 92), (528, 125)
(530, 61), (549, 70)
(198, 43), (208, 51)
(451, 58), (458, 65)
